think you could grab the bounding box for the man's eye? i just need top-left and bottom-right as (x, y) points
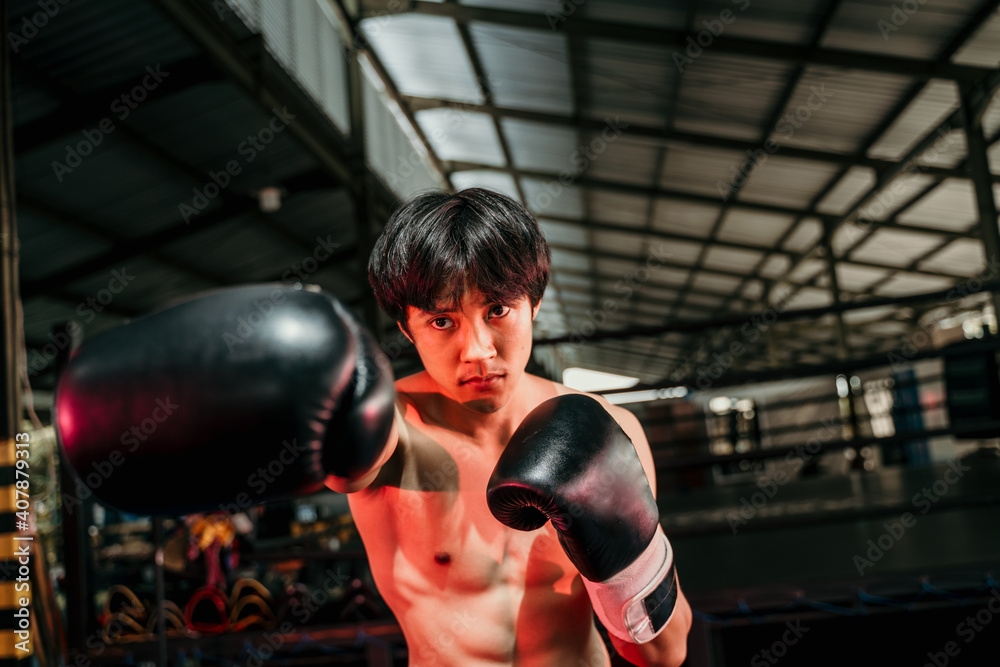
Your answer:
(489, 305), (510, 318)
(431, 317), (453, 329)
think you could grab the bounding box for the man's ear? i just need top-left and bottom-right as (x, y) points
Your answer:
(397, 320), (414, 344)
(531, 300), (541, 321)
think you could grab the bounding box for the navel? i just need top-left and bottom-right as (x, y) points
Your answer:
(434, 551), (451, 565)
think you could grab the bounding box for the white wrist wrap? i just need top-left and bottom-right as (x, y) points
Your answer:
(582, 525), (677, 644)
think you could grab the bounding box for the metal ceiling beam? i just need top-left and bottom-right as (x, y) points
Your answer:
(449, 160), (832, 219)
(623, 0), (692, 335)
(539, 199), (974, 282)
(663, 11), (825, 337)
(540, 29), (591, 337)
(20, 168), (334, 299)
(564, 31), (603, 317)
(448, 161), (1000, 244)
(838, 179), (953, 298)
(628, 145), (670, 327)
(550, 275), (753, 313)
(18, 195), (229, 288)
(534, 278), (1000, 347)
(754, 0), (1000, 322)
(12, 55), (223, 154)
(152, 0), (360, 191)
(701, 30), (940, 362)
(407, 96), (993, 185)
(962, 77), (1000, 319)
(625, 338), (1000, 398)
(774, 86), (1000, 320)
(388, 0), (997, 82)
(547, 244), (968, 312)
(640, 0), (1000, 380)
(821, 62), (999, 280)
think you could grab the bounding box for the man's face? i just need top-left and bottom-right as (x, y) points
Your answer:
(402, 288), (540, 414)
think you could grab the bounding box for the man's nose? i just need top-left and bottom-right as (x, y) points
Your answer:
(460, 320), (497, 362)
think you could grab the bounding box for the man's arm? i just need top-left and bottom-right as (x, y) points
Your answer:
(606, 404), (692, 667)
(612, 587), (692, 667)
(324, 399), (405, 494)
(487, 394), (692, 667)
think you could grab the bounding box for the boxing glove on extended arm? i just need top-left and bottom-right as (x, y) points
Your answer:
(54, 284), (395, 516)
(486, 394), (677, 644)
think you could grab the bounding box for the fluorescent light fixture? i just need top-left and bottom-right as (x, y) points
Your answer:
(562, 367), (639, 392)
(258, 186), (281, 212)
(604, 387), (689, 405)
(709, 396), (733, 414)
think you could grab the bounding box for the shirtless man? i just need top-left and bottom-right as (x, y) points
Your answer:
(341, 188), (692, 666)
(55, 188), (691, 666)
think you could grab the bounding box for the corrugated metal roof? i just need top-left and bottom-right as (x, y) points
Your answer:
(12, 0), (1000, 394)
(361, 13), (484, 103)
(470, 22), (573, 115)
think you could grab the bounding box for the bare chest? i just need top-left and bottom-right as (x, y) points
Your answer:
(347, 417), (606, 666)
(357, 421), (578, 596)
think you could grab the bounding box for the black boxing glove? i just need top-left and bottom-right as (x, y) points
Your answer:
(54, 284), (395, 515)
(487, 394), (677, 644)
(322, 300), (397, 489)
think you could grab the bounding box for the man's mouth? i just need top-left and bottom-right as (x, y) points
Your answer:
(460, 373), (505, 386)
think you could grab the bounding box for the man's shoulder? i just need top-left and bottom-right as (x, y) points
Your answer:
(531, 376), (639, 427)
(393, 371), (433, 414)
(394, 369), (430, 394)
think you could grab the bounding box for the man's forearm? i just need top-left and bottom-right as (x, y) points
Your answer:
(611, 587), (692, 667)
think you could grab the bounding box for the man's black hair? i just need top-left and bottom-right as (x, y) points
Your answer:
(368, 188), (551, 330)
